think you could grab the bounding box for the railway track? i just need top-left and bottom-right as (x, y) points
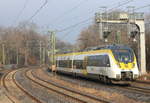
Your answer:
(135, 80), (150, 85)
(0, 70), (16, 103)
(42, 68), (150, 102)
(1, 68), (149, 103)
(0, 69), (42, 103)
(113, 81), (150, 95)
(25, 69), (112, 103)
(44, 68), (150, 96)
(113, 85), (150, 96)
(127, 85), (150, 94)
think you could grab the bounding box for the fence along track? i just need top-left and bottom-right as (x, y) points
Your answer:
(26, 69), (113, 103)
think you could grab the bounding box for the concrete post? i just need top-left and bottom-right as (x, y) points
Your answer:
(135, 21), (146, 74)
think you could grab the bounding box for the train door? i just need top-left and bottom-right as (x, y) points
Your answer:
(103, 55), (110, 76)
(102, 55), (111, 84)
(83, 56), (88, 75)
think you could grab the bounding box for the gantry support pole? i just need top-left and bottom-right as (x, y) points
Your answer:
(135, 21), (146, 74)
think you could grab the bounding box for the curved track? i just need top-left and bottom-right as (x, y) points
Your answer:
(1, 68), (149, 103)
(0, 70), (16, 103)
(1, 69), (42, 103)
(25, 69), (112, 103)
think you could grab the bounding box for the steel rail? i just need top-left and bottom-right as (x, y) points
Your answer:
(12, 70), (43, 103)
(28, 69), (112, 103)
(1, 70), (18, 103)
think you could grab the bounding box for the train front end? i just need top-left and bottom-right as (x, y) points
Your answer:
(111, 47), (139, 81)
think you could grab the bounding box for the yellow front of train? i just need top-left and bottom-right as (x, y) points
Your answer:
(111, 48), (139, 81)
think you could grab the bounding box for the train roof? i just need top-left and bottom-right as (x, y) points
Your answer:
(56, 44), (132, 54)
(92, 45), (132, 50)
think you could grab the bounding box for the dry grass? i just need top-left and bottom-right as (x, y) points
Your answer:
(138, 73), (150, 81)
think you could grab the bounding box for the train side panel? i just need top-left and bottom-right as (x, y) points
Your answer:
(55, 47), (139, 82)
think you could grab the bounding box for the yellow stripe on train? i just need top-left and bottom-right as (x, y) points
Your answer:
(119, 62), (135, 70)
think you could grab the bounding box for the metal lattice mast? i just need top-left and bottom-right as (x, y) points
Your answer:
(16, 48), (19, 65)
(2, 43), (5, 65)
(25, 41), (28, 66)
(40, 40), (42, 66)
(43, 47), (45, 65)
(49, 31), (56, 66)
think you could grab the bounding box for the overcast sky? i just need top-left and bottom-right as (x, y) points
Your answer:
(0, 0), (149, 43)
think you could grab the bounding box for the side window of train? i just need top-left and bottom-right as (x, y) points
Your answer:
(87, 55), (110, 67)
(87, 56), (97, 66)
(58, 60), (70, 68)
(74, 60), (84, 69)
(56, 60), (59, 67)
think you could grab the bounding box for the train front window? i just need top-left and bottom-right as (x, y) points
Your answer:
(113, 49), (134, 63)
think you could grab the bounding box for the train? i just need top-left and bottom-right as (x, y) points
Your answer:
(53, 45), (139, 84)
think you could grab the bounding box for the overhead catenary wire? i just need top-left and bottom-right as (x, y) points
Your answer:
(54, 0), (135, 26)
(108, 0), (134, 12)
(58, 2), (150, 41)
(11, 0), (29, 26)
(134, 4), (150, 11)
(58, 3), (150, 32)
(59, 28), (75, 41)
(48, 0), (88, 25)
(27, 0), (48, 22)
(57, 17), (93, 32)
(60, 20), (91, 40)
(57, 0), (136, 33)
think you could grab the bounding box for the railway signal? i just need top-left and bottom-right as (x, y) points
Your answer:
(103, 31), (111, 42)
(95, 11), (147, 74)
(130, 31), (138, 42)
